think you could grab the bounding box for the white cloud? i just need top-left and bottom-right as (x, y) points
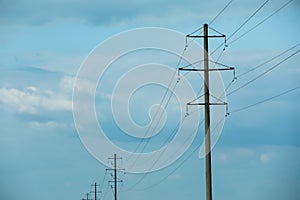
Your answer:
(73, 77), (95, 96)
(218, 153), (227, 161)
(29, 121), (66, 128)
(26, 86), (37, 93)
(260, 153), (272, 164)
(59, 75), (75, 93)
(167, 173), (183, 180)
(0, 86), (72, 114)
(214, 145), (300, 167)
(215, 147), (257, 164)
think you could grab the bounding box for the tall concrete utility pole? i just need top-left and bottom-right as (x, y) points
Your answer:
(179, 24), (234, 200)
(203, 23), (212, 200)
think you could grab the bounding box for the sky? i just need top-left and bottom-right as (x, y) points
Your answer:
(0, 0), (300, 199)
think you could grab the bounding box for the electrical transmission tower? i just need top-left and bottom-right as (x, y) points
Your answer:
(90, 182), (101, 200)
(107, 154), (124, 200)
(179, 24), (234, 200)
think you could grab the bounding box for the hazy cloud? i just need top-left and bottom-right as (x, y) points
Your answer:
(0, 85), (72, 114)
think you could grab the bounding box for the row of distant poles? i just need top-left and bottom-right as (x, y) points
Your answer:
(82, 154), (123, 200)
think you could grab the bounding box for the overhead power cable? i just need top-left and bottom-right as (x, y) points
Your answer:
(229, 86), (300, 114)
(209, 0), (233, 25)
(133, 117), (223, 191)
(128, 35), (191, 170)
(227, 49), (300, 96)
(185, 45), (300, 118)
(125, 0), (273, 192)
(211, 0), (271, 55)
(228, 0), (294, 45)
(237, 42), (300, 78)
(128, 84), (300, 192)
(123, 117), (189, 192)
(129, 17), (227, 169)
(228, 0), (270, 41)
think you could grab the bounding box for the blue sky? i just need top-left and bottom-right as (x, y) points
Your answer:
(1, 0), (300, 199)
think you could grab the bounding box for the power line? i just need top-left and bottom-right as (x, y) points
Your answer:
(133, 117), (223, 191)
(100, 171), (108, 193)
(125, 96), (208, 192)
(123, 116), (190, 192)
(124, 83), (203, 191)
(211, 0), (270, 55)
(142, 31), (300, 194)
(186, 0), (232, 60)
(182, 41), (299, 84)
(128, 84), (300, 190)
(126, 62), (180, 171)
(137, 0), (233, 148)
(191, 1), (294, 86)
(228, 0), (293, 45)
(188, 0), (233, 36)
(217, 42), (299, 106)
(209, 0), (233, 25)
(135, 22), (230, 193)
(229, 0), (270, 40)
(127, 24), (225, 196)
(227, 49), (300, 96)
(127, 85), (300, 192)
(145, 85), (300, 189)
(128, 28), (207, 170)
(187, 27), (203, 37)
(128, 65), (180, 170)
(129, 2), (295, 196)
(121, 0), (291, 193)
(123, 118), (202, 192)
(137, 80), (178, 155)
(237, 42), (300, 78)
(102, 182), (110, 200)
(229, 86), (300, 114)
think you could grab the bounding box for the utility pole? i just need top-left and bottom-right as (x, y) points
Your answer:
(94, 182), (97, 200)
(203, 23), (212, 200)
(82, 192), (90, 200)
(114, 154), (117, 200)
(107, 154), (123, 200)
(90, 182), (101, 200)
(179, 24), (234, 200)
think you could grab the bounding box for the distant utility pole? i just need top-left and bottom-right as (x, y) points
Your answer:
(90, 182), (101, 200)
(179, 24), (234, 200)
(82, 192), (91, 200)
(107, 153), (123, 200)
(114, 154), (117, 200)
